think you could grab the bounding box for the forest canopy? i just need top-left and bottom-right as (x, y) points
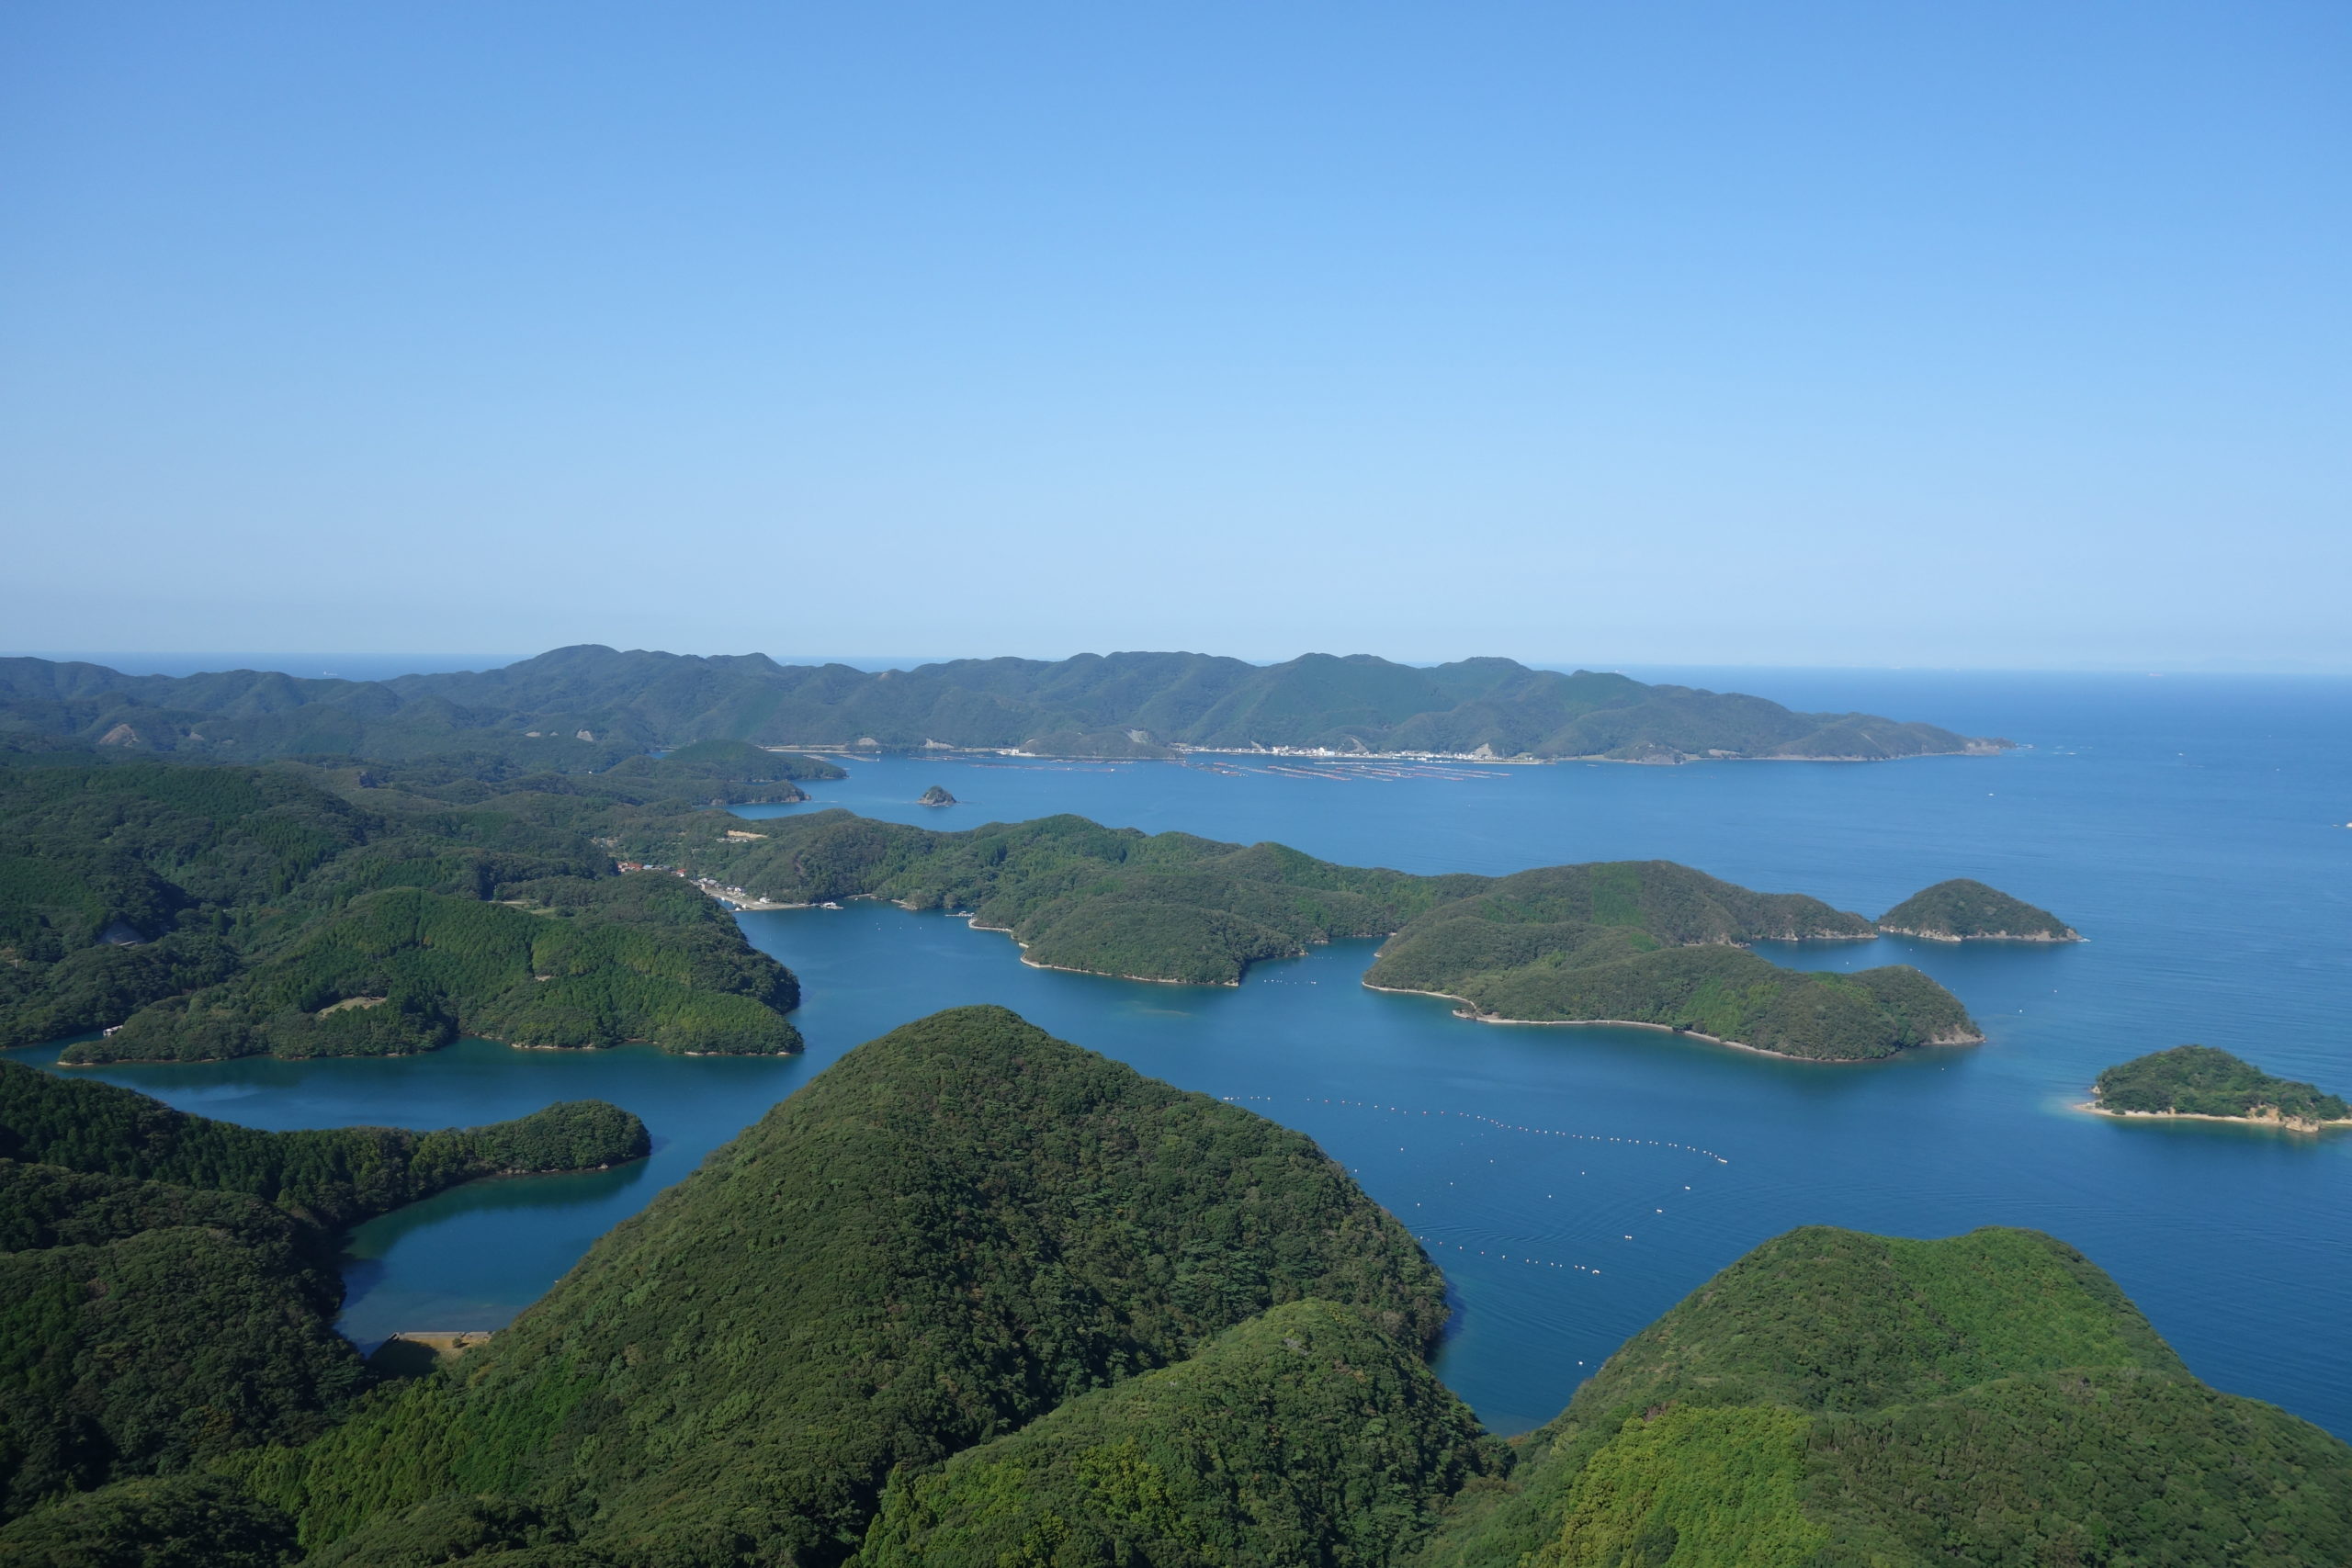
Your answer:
(0, 1064), (648, 1526)
(2094, 1043), (2348, 1127)
(1416, 1225), (2352, 1568)
(232, 1006), (1448, 1564)
(1877, 877), (2079, 941)
(0, 760), (802, 1062)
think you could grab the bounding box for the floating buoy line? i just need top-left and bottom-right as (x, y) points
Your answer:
(1216, 1093), (1731, 1165)
(1210, 1092), (1734, 1285)
(1408, 1230), (1609, 1276)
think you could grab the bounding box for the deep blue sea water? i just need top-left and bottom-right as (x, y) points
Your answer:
(15, 671), (2351, 1438)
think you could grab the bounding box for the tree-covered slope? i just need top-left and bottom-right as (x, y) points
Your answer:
(297, 1492), (615, 1567)
(69, 876), (797, 1065)
(646, 810), (1978, 1059)
(0, 1066), (650, 1527)
(0, 1473), (300, 1567)
(856, 1299), (1499, 1568)
(238, 1006), (1449, 1565)
(1878, 877), (2079, 941)
(0, 1187), (365, 1523)
(2094, 1043), (2349, 1128)
(1419, 1225), (2352, 1568)
(0, 761), (802, 1060)
(0, 648), (2006, 763)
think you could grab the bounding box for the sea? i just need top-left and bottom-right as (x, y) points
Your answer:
(13, 669), (2351, 1439)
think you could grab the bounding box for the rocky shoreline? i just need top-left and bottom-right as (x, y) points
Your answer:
(2078, 1100), (2352, 1134)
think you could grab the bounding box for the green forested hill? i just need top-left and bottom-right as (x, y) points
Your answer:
(857, 1299), (1499, 1568)
(6, 1016), (2348, 1565)
(2094, 1043), (2349, 1127)
(1877, 877), (2079, 941)
(1419, 1226), (2352, 1568)
(0, 1066), (649, 1527)
(0, 761), (801, 1059)
(70, 876), (798, 1064)
(647, 809), (1983, 1060)
(0, 647), (2005, 763)
(236, 1006), (1448, 1565)
(0, 1474), (301, 1567)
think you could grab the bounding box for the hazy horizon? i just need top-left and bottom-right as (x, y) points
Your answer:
(6, 4), (2347, 671)
(14, 646), (2352, 684)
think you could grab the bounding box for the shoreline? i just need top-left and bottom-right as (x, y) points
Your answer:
(1019, 953), (1238, 987)
(757, 743), (2008, 768)
(2075, 1100), (2352, 1134)
(965, 910), (1254, 987)
(1880, 925), (2081, 943)
(1358, 981), (1977, 1064)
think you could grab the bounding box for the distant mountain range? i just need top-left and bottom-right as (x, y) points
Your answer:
(0, 646), (2007, 763)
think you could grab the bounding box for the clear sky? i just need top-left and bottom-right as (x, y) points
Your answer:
(4, 3), (2346, 670)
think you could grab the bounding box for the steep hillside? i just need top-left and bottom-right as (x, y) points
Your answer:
(0, 761), (801, 1059)
(857, 1300), (1499, 1568)
(1420, 1226), (2352, 1567)
(0, 1066), (647, 1524)
(238, 1006), (1447, 1565)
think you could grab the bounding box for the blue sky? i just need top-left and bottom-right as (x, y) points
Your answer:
(4, 3), (2346, 669)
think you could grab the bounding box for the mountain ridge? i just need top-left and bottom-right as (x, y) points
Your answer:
(0, 647), (2008, 764)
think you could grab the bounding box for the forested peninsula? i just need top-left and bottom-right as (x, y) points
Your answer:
(7, 1007), (2344, 1564)
(645, 808), (1988, 1061)
(0, 1063), (645, 1525)
(0, 760), (804, 1064)
(0, 645), (2008, 764)
(2091, 1044), (2351, 1131)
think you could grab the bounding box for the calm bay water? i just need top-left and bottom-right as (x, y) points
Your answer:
(16, 671), (2352, 1438)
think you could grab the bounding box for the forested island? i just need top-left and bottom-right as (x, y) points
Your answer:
(1878, 877), (2079, 941)
(2090, 1044), (2350, 1131)
(4, 1007), (2343, 1563)
(0, 645), (2009, 764)
(648, 808), (1989, 1061)
(0, 760), (804, 1065)
(0, 1063), (645, 1528)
